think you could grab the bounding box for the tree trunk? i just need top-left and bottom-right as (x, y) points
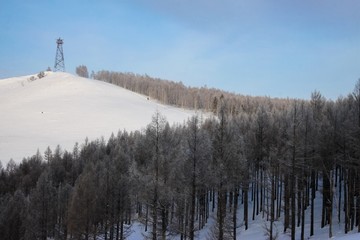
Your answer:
(152, 186), (158, 240)
(256, 170), (260, 216)
(277, 174), (282, 219)
(233, 188), (239, 240)
(321, 171), (330, 228)
(284, 174), (290, 233)
(270, 174), (275, 240)
(310, 169), (315, 236)
(253, 172), (257, 221)
(161, 208), (167, 240)
(120, 219), (124, 240)
(145, 204), (148, 232)
(189, 153), (197, 240)
(338, 167), (342, 224)
(244, 187), (248, 230)
(291, 107), (296, 240)
(291, 172), (296, 240)
(329, 171), (333, 238)
(344, 170), (349, 234)
(218, 188), (225, 240)
(301, 187), (305, 240)
(260, 169), (263, 214)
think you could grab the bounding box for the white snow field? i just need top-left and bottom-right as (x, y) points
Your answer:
(0, 72), (199, 165)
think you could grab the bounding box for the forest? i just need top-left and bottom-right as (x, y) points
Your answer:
(1, 71), (360, 240)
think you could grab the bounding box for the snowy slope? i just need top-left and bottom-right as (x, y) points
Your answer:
(0, 72), (199, 164)
(2, 72), (360, 240)
(124, 193), (360, 240)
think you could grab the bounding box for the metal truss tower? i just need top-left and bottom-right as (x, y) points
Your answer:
(54, 38), (65, 72)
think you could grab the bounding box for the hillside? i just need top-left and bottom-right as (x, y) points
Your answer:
(93, 70), (290, 115)
(1, 72), (360, 240)
(0, 72), (199, 164)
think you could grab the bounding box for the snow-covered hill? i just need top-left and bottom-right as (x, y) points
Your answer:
(2, 72), (360, 240)
(0, 72), (199, 164)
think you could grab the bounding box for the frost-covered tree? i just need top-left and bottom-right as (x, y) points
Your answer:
(75, 65), (89, 78)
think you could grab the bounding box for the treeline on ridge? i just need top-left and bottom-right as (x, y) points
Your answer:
(92, 70), (288, 115)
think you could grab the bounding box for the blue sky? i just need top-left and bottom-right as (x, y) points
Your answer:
(1, 0), (359, 99)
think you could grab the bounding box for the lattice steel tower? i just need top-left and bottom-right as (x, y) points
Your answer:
(54, 38), (65, 72)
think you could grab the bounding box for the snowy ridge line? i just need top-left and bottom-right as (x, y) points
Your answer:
(0, 72), (199, 164)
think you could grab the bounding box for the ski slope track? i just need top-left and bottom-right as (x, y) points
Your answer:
(0, 72), (199, 164)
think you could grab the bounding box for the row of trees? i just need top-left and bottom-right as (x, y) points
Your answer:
(92, 70), (287, 116)
(1, 76), (360, 239)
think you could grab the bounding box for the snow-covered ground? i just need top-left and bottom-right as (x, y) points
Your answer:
(0, 72), (200, 165)
(124, 178), (360, 240)
(2, 72), (360, 239)
(125, 191), (360, 240)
